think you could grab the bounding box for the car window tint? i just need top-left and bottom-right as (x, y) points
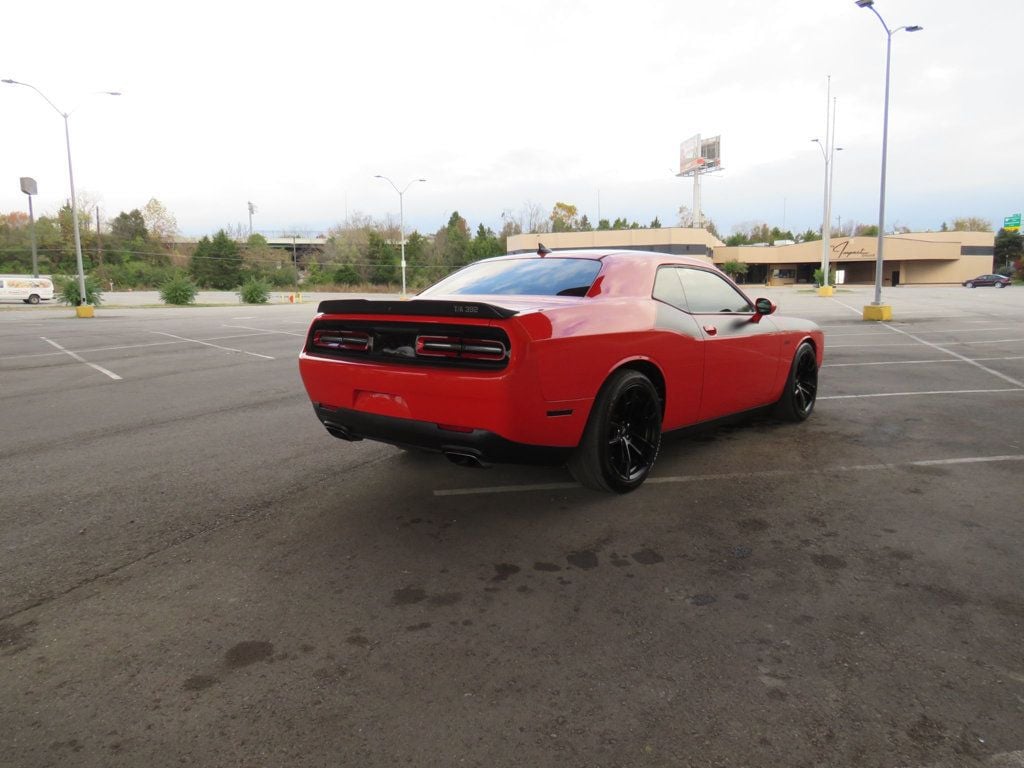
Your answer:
(678, 268), (753, 313)
(652, 267), (688, 310)
(421, 258), (602, 297)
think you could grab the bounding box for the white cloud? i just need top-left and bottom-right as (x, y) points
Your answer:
(2, 0), (1021, 237)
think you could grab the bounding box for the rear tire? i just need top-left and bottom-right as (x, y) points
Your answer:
(28, 294), (40, 305)
(995, 282), (1006, 288)
(774, 342), (818, 422)
(568, 369), (662, 493)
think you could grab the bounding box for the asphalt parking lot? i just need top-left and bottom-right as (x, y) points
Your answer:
(2, 286), (1022, 768)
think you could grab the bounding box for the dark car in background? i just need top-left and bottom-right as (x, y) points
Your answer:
(963, 274), (1011, 288)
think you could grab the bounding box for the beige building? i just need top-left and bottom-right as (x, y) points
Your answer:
(507, 228), (995, 286)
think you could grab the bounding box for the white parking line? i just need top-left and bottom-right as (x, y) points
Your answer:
(40, 337), (122, 381)
(820, 388), (1023, 400)
(150, 331), (275, 360)
(882, 325), (1024, 388)
(222, 323), (304, 337)
(825, 356), (1024, 369)
(434, 454), (1024, 496)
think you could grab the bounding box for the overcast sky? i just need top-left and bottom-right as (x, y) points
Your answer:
(2, 0), (1021, 238)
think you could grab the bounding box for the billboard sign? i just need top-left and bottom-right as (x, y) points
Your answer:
(1004, 213), (1021, 232)
(678, 134), (703, 176)
(700, 135), (721, 170)
(19, 177), (37, 195)
(678, 134), (722, 176)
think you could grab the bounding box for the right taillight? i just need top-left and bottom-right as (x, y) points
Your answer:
(312, 329), (371, 352)
(415, 335), (507, 361)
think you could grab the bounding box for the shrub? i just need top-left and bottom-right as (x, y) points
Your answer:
(159, 275), (199, 305)
(266, 265), (298, 287)
(55, 275), (103, 306)
(332, 263), (361, 285)
(239, 277), (271, 304)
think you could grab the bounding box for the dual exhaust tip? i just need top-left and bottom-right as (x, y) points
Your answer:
(325, 422), (487, 468)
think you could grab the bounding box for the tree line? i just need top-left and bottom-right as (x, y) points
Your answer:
(2, 198), (1019, 290)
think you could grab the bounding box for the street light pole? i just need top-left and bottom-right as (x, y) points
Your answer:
(854, 0), (922, 319)
(20, 177), (39, 277)
(2, 79), (120, 311)
(374, 175), (426, 296)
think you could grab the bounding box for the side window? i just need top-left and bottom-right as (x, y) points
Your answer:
(679, 268), (753, 314)
(652, 267), (688, 311)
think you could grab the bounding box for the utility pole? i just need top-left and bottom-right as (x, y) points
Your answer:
(96, 206), (103, 267)
(247, 201), (256, 237)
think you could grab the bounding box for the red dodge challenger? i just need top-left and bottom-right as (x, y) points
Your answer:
(299, 248), (824, 493)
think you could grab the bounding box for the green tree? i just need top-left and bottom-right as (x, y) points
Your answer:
(854, 224), (879, 237)
(720, 260), (749, 281)
(550, 202), (580, 233)
(649, 217), (662, 229)
(578, 214), (593, 232)
(798, 229), (822, 243)
(597, 219), (611, 231)
(366, 231), (399, 284)
(952, 217), (992, 232)
(110, 209), (148, 243)
(190, 230), (242, 289)
(994, 228), (1023, 272)
(471, 223), (503, 262)
(442, 211), (471, 267)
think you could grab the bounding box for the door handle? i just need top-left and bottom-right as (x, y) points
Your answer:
(703, 325), (718, 336)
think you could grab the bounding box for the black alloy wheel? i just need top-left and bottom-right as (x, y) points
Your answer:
(569, 369), (662, 493)
(775, 342), (818, 422)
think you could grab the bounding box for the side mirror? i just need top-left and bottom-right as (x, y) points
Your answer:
(750, 298), (776, 323)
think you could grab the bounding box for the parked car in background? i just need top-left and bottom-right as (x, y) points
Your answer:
(963, 274), (1011, 288)
(0, 275), (54, 304)
(299, 248), (824, 493)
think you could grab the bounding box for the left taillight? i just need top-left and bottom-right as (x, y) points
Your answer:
(311, 329), (371, 352)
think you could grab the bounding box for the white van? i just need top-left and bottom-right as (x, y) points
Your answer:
(0, 275), (55, 304)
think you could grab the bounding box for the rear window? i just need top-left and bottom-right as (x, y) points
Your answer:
(421, 258), (602, 297)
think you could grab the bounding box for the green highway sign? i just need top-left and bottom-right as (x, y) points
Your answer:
(1005, 213), (1021, 232)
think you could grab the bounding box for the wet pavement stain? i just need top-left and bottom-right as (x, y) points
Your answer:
(224, 640), (275, 669)
(567, 550), (599, 570)
(391, 586), (427, 605)
(533, 562), (562, 572)
(405, 622), (431, 632)
(631, 549), (664, 565)
(427, 592), (463, 607)
(737, 518), (770, 533)
(810, 554), (847, 571)
(182, 674), (220, 692)
(491, 563), (521, 582)
(690, 594), (717, 606)
(346, 634), (370, 647)
(0, 619), (38, 655)
(731, 546), (753, 559)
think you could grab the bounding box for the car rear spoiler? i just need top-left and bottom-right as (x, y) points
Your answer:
(316, 298), (520, 319)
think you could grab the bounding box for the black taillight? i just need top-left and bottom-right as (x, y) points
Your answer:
(312, 329), (371, 352)
(415, 335), (507, 361)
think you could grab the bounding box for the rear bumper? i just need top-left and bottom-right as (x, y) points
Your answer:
(313, 403), (572, 466)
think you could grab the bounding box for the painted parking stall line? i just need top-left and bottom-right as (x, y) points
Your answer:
(222, 323), (305, 337)
(150, 331), (275, 360)
(434, 454), (1024, 496)
(40, 337), (122, 381)
(820, 388), (1024, 400)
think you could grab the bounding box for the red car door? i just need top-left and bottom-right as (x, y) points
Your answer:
(677, 267), (783, 422)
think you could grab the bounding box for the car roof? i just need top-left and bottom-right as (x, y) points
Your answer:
(495, 248), (714, 269)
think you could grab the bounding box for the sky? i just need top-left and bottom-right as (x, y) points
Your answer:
(1, 0), (1021, 239)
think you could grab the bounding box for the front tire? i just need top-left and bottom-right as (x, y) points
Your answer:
(568, 369), (662, 493)
(775, 342), (818, 422)
(966, 281), (975, 288)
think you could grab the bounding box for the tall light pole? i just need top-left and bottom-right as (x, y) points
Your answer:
(813, 108), (844, 294)
(3, 79), (120, 313)
(20, 177), (39, 277)
(374, 175), (426, 296)
(854, 0), (922, 320)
